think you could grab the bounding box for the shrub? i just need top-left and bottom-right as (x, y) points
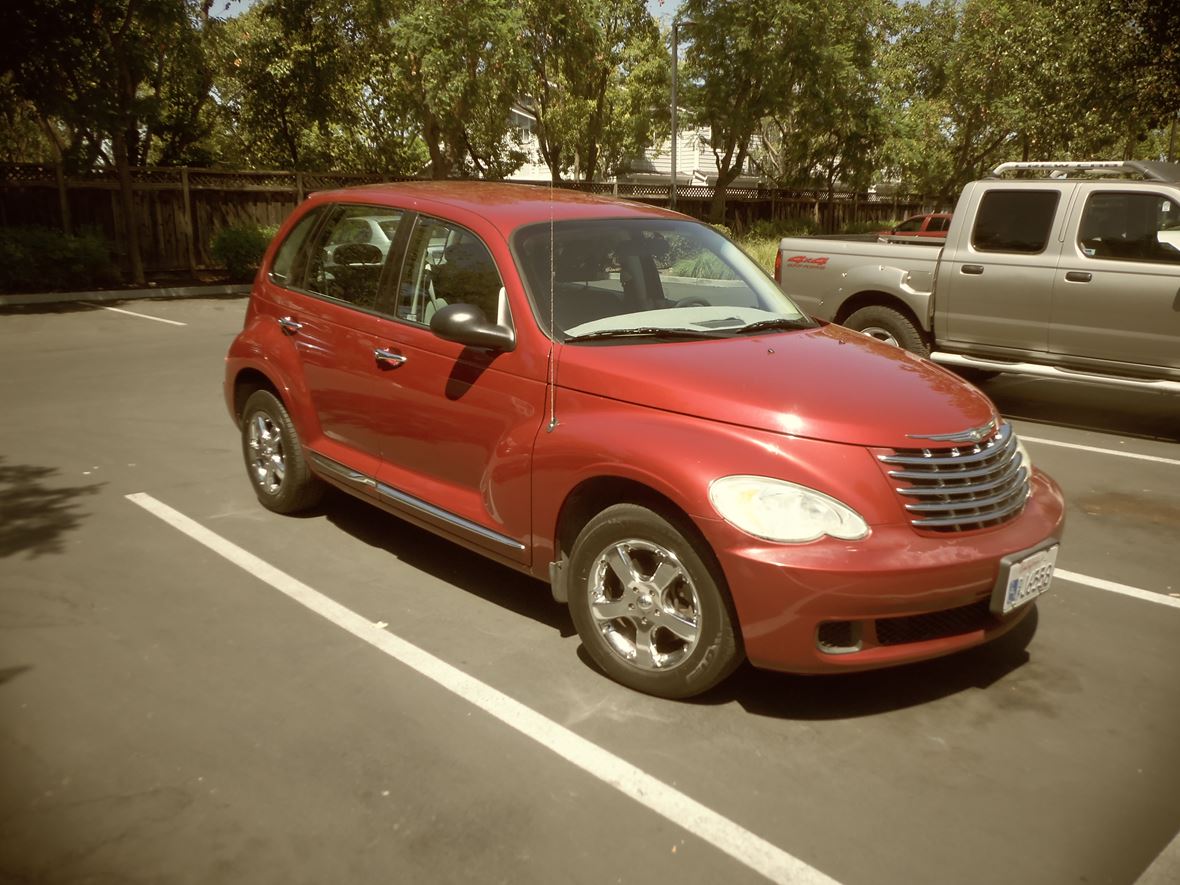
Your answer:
(0, 226), (119, 293)
(211, 224), (277, 280)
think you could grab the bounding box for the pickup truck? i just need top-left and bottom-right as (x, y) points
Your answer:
(776, 160), (1180, 394)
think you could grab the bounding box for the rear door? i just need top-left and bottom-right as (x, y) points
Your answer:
(1049, 187), (1180, 370)
(263, 203), (410, 486)
(936, 184), (1070, 353)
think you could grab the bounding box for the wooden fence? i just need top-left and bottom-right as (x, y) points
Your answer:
(0, 164), (935, 275)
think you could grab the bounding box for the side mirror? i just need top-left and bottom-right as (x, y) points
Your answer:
(429, 303), (515, 352)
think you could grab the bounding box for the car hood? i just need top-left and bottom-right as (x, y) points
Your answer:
(555, 323), (997, 448)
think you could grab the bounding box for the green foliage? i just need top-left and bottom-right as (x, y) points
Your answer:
(0, 227), (118, 293)
(211, 224), (277, 280)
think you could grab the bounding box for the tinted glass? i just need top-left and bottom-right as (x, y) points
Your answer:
(1078, 192), (1180, 264)
(514, 219), (811, 341)
(972, 191), (1059, 254)
(269, 208), (324, 288)
(395, 217), (505, 326)
(304, 206), (404, 309)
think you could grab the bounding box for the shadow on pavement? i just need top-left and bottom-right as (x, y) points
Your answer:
(980, 376), (1180, 442)
(321, 488), (576, 637)
(0, 459), (102, 559)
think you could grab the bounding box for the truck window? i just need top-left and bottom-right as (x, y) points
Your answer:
(971, 190), (1059, 254)
(1078, 192), (1180, 264)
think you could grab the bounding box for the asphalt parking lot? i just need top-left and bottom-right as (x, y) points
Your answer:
(2, 295), (1179, 885)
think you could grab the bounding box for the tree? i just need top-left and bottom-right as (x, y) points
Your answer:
(520, 0), (667, 183)
(0, 0), (217, 283)
(679, 0), (821, 222)
(752, 0), (889, 195)
(383, 0), (529, 179)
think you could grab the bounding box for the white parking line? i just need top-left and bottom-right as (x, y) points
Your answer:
(97, 305), (186, 326)
(1054, 569), (1180, 610)
(124, 492), (840, 885)
(1022, 435), (1180, 467)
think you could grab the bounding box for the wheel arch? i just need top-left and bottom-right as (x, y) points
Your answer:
(231, 368), (284, 426)
(549, 476), (723, 606)
(833, 290), (921, 329)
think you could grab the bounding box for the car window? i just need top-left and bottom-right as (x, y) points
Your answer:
(1078, 192), (1180, 264)
(896, 217), (922, 232)
(514, 218), (811, 341)
(304, 205), (404, 310)
(972, 190), (1059, 254)
(269, 208), (326, 289)
(395, 217), (506, 326)
(932, 216), (951, 232)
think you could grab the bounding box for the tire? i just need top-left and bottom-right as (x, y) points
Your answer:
(240, 389), (325, 514)
(567, 504), (742, 699)
(845, 305), (930, 357)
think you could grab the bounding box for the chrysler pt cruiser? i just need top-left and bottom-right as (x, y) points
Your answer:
(224, 182), (1065, 699)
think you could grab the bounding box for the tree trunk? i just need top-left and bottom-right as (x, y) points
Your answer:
(113, 128), (145, 286)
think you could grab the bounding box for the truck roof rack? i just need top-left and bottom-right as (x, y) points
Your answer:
(989, 160), (1180, 182)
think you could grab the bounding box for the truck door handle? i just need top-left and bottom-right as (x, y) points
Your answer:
(374, 348), (407, 367)
(278, 316), (303, 334)
(961, 265), (984, 275)
(1065, 271), (1092, 283)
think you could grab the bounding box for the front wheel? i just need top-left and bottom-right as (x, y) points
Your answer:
(567, 504), (742, 699)
(845, 305), (930, 357)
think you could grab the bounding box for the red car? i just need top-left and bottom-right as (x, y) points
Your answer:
(224, 183), (1064, 699)
(877, 212), (953, 241)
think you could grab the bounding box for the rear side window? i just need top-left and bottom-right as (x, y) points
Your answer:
(972, 190), (1059, 254)
(270, 208), (324, 287)
(304, 205), (405, 310)
(1078, 192), (1180, 264)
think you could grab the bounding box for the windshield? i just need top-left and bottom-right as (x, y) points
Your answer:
(513, 219), (815, 342)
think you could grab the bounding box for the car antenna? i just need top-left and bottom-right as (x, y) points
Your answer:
(546, 179), (559, 432)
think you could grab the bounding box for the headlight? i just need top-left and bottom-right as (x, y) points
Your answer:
(708, 476), (869, 543)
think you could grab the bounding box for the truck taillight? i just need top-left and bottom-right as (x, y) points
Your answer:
(774, 249), (782, 283)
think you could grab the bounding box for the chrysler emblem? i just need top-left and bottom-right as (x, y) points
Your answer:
(907, 420), (997, 444)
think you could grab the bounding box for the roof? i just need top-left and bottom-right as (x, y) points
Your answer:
(310, 180), (690, 229)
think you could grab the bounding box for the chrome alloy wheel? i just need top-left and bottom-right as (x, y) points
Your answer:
(587, 538), (702, 670)
(858, 325), (900, 346)
(246, 412), (286, 495)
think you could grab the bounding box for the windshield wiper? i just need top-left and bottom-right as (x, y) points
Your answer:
(564, 326), (726, 343)
(733, 317), (814, 335)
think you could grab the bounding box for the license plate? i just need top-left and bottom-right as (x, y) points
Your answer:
(991, 544), (1058, 615)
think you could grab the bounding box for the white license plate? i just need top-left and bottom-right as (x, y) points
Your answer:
(992, 545), (1058, 614)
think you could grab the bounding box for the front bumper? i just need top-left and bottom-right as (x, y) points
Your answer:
(700, 470), (1066, 674)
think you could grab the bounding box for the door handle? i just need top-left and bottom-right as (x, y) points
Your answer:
(278, 316), (303, 334)
(961, 264), (984, 275)
(374, 348), (408, 367)
(1065, 271), (1092, 283)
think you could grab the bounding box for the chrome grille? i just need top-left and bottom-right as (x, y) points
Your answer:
(878, 422), (1030, 532)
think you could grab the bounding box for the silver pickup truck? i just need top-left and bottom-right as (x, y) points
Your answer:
(775, 160), (1180, 393)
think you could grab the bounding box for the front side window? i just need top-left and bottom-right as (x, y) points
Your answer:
(513, 219), (813, 342)
(895, 217), (923, 233)
(305, 205), (404, 309)
(1078, 192), (1180, 264)
(395, 217), (506, 326)
(972, 190), (1059, 254)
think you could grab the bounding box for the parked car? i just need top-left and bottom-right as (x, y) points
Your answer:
(778, 160), (1180, 394)
(225, 182), (1065, 699)
(876, 212), (952, 243)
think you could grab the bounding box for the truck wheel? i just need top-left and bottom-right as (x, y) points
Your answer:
(845, 306), (930, 358)
(567, 504), (742, 699)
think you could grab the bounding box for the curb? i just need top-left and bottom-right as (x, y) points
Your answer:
(0, 283), (251, 308)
